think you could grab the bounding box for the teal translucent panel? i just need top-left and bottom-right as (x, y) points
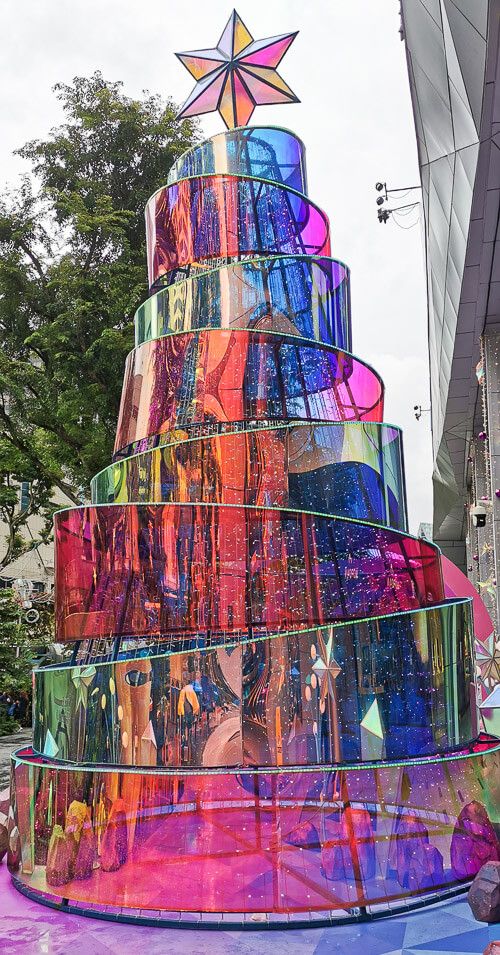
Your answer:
(134, 256), (351, 351)
(92, 422), (408, 532)
(33, 600), (474, 766)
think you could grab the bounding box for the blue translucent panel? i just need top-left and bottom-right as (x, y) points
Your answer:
(135, 256), (351, 351)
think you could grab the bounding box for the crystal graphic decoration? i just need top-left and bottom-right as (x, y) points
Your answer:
(360, 699), (384, 740)
(176, 9), (299, 128)
(42, 730), (59, 758)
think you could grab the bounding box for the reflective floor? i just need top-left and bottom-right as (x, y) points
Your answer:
(0, 864), (498, 955)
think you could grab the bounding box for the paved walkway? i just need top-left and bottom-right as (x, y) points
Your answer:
(0, 730), (31, 790)
(0, 865), (498, 955)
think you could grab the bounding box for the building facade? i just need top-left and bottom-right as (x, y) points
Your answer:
(402, 0), (500, 639)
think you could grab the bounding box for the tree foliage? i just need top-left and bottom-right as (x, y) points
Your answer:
(0, 588), (55, 733)
(0, 440), (54, 569)
(0, 589), (48, 693)
(0, 71), (198, 549)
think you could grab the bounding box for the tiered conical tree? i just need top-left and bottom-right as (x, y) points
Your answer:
(8, 10), (500, 925)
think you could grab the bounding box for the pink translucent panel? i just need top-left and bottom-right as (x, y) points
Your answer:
(239, 34), (296, 68)
(442, 553), (494, 642)
(176, 54), (225, 80)
(54, 503), (444, 642)
(9, 738), (500, 914)
(217, 72), (254, 130)
(145, 175), (331, 287)
(233, 71), (254, 119)
(243, 71), (295, 105)
(114, 331), (383, 457)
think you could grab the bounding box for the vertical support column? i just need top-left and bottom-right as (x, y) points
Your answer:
(471, 438), (496, 626)
(484, 328), (500, 633)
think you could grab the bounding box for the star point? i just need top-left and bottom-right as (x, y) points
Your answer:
(175, 10), (299, 129)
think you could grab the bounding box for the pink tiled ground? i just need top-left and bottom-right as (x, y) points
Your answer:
(1, 861), (499, 955)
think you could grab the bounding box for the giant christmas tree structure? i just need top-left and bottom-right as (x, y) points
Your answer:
(8, 10), (500, 926)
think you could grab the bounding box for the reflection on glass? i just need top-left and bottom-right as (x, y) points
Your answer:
(8, 738), (500, 913)
(34, 601), (474, 766)
(145, 175), (331, 288)
(54, 503), (444, 642)
(135, 256), (351, 351)
(114, 331), (384, 457)
(12, 117), (499, 924)
(167, 126), (308, 193)
(95, 423), (407, 531)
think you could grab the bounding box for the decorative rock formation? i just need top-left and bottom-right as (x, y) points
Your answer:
(468, 860), (500, 923)
(65, 799), (91, 878)
(408, 842), (444, 892)
(46, 825), (72, 886)
(286, 820), (320, 850)
(390, 814), (430, 889)
(341, 807), (376, 881)
(451, 801), (500, 880)
(100, 798), (128, 872)
(73, 809), (96, 880)
(321, 807), (376, 882)
(0, 809), (8, 863)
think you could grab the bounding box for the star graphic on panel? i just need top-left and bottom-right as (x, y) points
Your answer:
(175, 9), (299, 129)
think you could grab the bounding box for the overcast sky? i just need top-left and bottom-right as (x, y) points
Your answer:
(0, 0), (432, 533)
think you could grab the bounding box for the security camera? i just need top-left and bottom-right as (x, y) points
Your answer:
(471, 504), (487, 528)
(375, 182), (385, 192)
(376, 196), (385, 206)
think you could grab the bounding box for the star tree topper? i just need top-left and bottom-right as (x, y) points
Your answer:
(175, 9), (299, 129)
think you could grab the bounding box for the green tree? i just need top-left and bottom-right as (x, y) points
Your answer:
(0, 72), (198, 511)
(0, 440), (54, 569)
(0, 588), (47, 733)
(0, 589), (52, 692)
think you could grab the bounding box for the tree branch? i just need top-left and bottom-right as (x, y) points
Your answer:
(16, 238), (46, 281)
(82, 231), (100, 273)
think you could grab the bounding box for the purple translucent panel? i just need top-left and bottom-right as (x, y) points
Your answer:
(167, 127), (308, 193)
(9, 738), (500, 914)
(94, 423), (408, 532)
(181, 69), (226, 117)
(54, 503), (444, 643)
(114, 331), (383, 458)
(145, 175), (331, 288)
(135, 256), (351, 350)
(241, 69), (296, 106)
(33, 600), (475, 767)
